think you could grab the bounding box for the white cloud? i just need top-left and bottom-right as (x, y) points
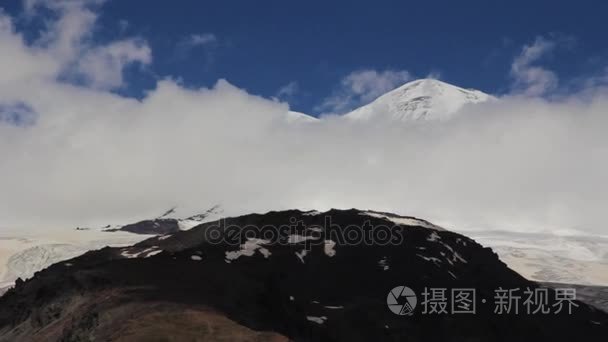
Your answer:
(3, 0), (151, 91)
(186, 33), (217, 47)
(177, 33), (217, 53)
(0, 11), (60, 84)
(23, 0), (105, 15)
(275, 81), (299, 100)
(76, 39), (151, 89)
(26, 0), (103, 60)
(0, 5), (607, 239)
(426, 70), (442, 80)
(317, 69), (413, 114)
(118, 19), (129, 33)
(174, 33), (218, 63)
(510, 36), (559, 96)
(576, 67), (608, 92)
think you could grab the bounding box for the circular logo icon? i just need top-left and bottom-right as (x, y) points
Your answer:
(387, 286), (417, 315)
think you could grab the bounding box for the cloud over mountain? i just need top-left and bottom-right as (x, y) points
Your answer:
(0, 1), (607, 237)
(317, 69), (413, 114)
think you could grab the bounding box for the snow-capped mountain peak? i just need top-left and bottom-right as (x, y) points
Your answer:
(344, 78), (492, 122)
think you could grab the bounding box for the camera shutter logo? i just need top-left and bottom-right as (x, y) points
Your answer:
(387, 286), (417, 315)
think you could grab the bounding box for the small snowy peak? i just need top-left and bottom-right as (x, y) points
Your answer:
(103, 205), (224, 235)
(177, 219), (205, 231)
(182, 205), (223, 221)
(155, 205), (222, 222)
(344, 79), (492, 122)
(176, 205), (225, 231)
(176, 220), (201, 231)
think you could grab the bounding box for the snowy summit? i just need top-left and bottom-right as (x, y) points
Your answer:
(343, 78), (492, 122)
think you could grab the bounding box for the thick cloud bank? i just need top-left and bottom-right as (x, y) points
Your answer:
(1, 78), (607, 235)
(1, 2), (607, 235)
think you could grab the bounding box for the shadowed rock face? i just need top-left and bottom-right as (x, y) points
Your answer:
(115, 218), (180, 235)
(0, 209), (606, 341)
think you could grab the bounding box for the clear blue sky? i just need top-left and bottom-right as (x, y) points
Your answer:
(4, 0), (608, 114)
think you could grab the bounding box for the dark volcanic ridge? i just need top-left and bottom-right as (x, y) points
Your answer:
(0, 209), (606, 341)
(102, 205), (222, 235)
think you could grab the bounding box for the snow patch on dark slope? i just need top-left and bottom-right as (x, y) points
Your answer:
(0, 209), (606, 341)
(362, 210), (444, 231)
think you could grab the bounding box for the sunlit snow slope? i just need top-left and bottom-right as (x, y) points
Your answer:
(344, 78), (492, 122)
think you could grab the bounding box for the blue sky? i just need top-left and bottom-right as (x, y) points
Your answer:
(3, 0), (608, 114)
